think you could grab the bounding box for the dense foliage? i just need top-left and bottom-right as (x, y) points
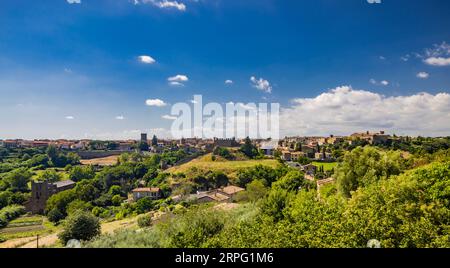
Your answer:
(0, 205), (25, 228)
(87, 147), (450, 248)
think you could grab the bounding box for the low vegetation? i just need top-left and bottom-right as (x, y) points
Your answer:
(86, 146), (450, 248)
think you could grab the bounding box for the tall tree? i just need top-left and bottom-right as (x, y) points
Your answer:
(152, 135), (158, 146)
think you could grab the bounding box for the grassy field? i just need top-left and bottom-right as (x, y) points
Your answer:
(311, 161), (338, 171)
(166, 154), (280, 178)
(80, 155), (119, 166)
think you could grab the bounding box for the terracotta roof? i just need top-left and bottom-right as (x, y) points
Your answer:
(207, 192), (230, 202)
(221, 185), (245, 195)
(317, 178), (335, 186)
(132, 187), (160, 193)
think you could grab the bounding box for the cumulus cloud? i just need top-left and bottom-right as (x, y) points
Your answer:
(168, 74), (188, 86)
(67, 0), (81, 4)
(417, 72), (430, 79)
(134, 0), (186, 11)
(138, 55), (156, 64)
(424, 57), (450, 67)
(168, 74), (189, 82)
(280, 86), (450, 137)
(250, 76), (272, 93)
(145, 99), (167, 107)
(423, 42), (450, 66)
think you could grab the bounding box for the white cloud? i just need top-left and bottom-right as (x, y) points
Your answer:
(424, 57), (450, 67)
(65, 116), (75, 120)
(138, 55), (156, 64)
(280, 86), (450, 137)
(370, 79), (389, 86)
(417, 72), (430, 79)
(67, 0), (81, 4)
(115, 115), (125, 120)
(162, 114), (177, 120)
(379, 56), (386, 60)
(168, 74), (189, 82)
(169, 81), (185, 87)
(367, 0), (382, 4)
(145, 99), (167, 107)
(134, 0), (186, 11)
(423, 42), (450, 66)
(225, 80), (233, 85)
(250, 76), (272, 93)
(168, 75), (188, 86)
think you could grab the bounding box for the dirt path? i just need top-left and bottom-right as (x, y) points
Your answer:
(0, 217), (138, 248)
(0, 236), (37, 248)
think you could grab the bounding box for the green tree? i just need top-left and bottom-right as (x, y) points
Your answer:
(46, 189), (77, 219)
(37, 169), (61, 183)
(335, 147), (407, 197)
(5, 168), (32, 192)
(236, 180), (268, 202)
(69, 165), (95, 182)
(152, 135), (158, 146)
(58, 211), (101, 244)
(240, 137), (258, 159)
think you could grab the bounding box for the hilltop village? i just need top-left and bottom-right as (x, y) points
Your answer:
(1, 130), (450, 248)
(0, 131), (399, 215)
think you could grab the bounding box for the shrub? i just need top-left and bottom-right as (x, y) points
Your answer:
(47, 208), (64, 223)
(111, 195), (124, 206)
(137, 214), (152, 228)
(58, 211), (101, 245)
(0, 205), (25, 228)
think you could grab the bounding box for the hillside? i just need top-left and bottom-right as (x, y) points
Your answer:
(166, 153), (280, 178)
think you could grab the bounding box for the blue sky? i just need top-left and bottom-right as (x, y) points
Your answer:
(1, 0), (450, 139)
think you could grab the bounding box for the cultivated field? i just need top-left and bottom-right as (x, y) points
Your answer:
(0, 215), (57, 248)
(80, 155), (119, 166)
(166, 154), (280, 178)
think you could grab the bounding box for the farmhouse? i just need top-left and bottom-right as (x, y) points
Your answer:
(302, 164), (317, 176)
(131, 187), (162, 201)
(184, 185), (245, 204)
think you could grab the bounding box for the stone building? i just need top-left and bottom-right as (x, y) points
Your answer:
(25, 180), (76, 214)
(213, 137), (239, 147)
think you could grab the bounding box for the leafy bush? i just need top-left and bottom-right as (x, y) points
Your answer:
(0, 205), (25, 228)
(58, 211), (101, 245)
(137, 214), (152, 228)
